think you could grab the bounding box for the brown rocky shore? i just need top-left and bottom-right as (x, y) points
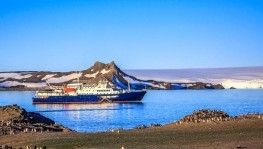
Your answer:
(174, 109), (263, 124)
(0, 105), (72, 136)
(0, 106), (263, 149)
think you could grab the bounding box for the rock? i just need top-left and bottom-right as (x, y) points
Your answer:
(210, 84), (225, 89)
(27, 112), (54, 125)
(175, 109), (230, 124)
(188, 82), (224, 90)
(0, 105), (72, 136)
(134, 125), (148, 129)
(236, 144), (247, 148)
(188, 82), (207, 89)
(150, 123), (162, 127)
(174, 109), (263, 125)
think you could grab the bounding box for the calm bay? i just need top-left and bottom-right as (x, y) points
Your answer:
(0, 90), (263, 132)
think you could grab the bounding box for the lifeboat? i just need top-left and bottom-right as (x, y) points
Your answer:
(63, 86), (75, 92)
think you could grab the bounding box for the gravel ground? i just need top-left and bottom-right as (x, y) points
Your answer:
(1, 118), (263, 149)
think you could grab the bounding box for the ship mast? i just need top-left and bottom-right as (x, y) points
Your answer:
(77, 72), (80, 84)
(46, 81), (53, 89)
(128, 80), (131, 92)
(77, 72), (81, 89)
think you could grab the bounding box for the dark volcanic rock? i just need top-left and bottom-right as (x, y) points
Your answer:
(134, 125), (148, 129)
(179, 109), (229, 123)
(188, 82), (207, 89)
(174, 109), (263, 125)
(210, 84), (225, 89)
(27, 112), (55, 125)
(188, 82), (224, 90)
(0, 105), (72, 135)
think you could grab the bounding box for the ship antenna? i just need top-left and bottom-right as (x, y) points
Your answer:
(77, 72), (80, 84)
(128, 80), (131, 92)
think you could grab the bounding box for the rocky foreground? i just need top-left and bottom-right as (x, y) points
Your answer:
(0, 107), (263, 149)
(0, 105), (72, 136)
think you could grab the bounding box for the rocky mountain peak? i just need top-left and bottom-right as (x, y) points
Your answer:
(85, 61), (121, 74)
(93, 61), (106, 69)
(90, 61), (118, 71)
(109, 61), (117, 67)
(80, 61), (128, 85)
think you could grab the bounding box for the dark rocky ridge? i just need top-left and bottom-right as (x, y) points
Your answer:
(0, 61), (224, 90)
(0, 105), (72, 135)
(174, 109), (263, 125)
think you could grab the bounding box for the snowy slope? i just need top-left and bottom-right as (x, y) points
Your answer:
(0, 61), (225, 90)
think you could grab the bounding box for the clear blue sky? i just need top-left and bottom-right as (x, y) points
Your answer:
(0, 0), (263, 71)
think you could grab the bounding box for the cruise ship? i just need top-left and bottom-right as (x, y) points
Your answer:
(32, 81), (147, 104)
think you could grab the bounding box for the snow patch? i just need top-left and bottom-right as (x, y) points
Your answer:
(221, 79), (263, 89)
(85, 71), (99, 78)
(101, 69), (110, 74)
(144, 82), (166, 89)
(85, 69), (110, 78)
(47, 73), (82, 83)
(42, 74), (57, 80)
(0, 73), (32, 80)
(123, 75), (165, 89)
(186, 84), (194, 87)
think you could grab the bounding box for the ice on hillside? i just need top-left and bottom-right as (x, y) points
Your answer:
(100, 69), (110, 74)
(85, 71), (99, 78)
(47, 73), (82, 83)
(0, 73), (32, 81)
(42, 74), (57, 80)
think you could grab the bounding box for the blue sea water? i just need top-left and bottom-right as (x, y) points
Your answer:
(0, 90), (263, 132)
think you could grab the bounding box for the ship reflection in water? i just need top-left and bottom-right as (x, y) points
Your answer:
(35, 103), (144, 112)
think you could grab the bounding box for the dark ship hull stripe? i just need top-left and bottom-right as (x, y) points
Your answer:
(33, 91), (146, 104)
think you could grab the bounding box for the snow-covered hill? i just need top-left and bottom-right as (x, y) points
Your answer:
(0, 61), (224, 90)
